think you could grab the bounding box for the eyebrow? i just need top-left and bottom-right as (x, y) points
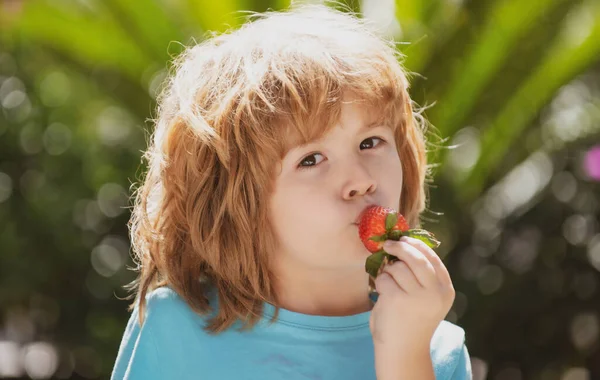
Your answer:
(337, 119), (386, 137)
(363, 120), (382, 130)
(336, 119), (384, 135)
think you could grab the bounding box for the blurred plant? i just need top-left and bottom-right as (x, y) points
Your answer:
(0, 0), (599, 378)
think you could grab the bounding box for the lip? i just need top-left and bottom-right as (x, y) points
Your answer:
(353, 203), (378, 225)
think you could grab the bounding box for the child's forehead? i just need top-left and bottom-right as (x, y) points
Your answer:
(279, 112), (388, 155)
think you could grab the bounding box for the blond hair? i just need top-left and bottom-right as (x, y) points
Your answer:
(126, 2), (436, 335)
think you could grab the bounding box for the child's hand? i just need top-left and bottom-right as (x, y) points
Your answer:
(369, 236), (455, 354)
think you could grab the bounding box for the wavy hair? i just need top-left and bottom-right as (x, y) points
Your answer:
(125, 2), (438, 335)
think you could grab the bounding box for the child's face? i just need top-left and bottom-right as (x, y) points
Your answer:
(268, 96), (404, 273)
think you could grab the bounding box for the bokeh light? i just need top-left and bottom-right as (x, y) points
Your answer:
(22, 342), (59, 379)
(570, 313), (599, 353)
(584, 145), (600, 181)
(0, 171), (13, 203)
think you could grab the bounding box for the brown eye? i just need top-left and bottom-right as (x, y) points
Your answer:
(360, 137), (384, 150)
(298, 153), (324, 170)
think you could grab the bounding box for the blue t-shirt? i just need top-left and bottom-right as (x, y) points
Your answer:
(111, 286), (472, 379)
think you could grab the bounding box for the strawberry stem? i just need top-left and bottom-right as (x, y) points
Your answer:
(364, 229), (441, 279)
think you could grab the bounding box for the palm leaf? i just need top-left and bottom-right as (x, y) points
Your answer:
(400, 0), (465, 74)
(185, 0), (250, 33)
(102, 0), (187, 63)
(9, 1), (153, 82)
(426, 0), (564, 139)
(459, 0), (600, 201)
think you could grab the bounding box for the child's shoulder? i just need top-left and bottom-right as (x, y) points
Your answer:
(145, 285), (185, 302)
(112, 287), (217, 379)
(143, 286), (189, 314)
(139, 285), (215, 328)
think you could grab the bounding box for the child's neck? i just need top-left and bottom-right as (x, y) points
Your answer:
(272, 265), (374, 316)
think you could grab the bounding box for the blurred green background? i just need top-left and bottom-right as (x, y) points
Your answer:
(1, 0), (599, 379)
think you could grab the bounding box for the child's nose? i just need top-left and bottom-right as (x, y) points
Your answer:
(344, 180), (376, 199)
(341, 159), (377, 199)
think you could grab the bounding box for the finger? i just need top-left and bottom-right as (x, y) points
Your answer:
(400, 236), (453, 288)
(382, 240), (438, 288)
(374, 272), (406, 296)
(382, 260), (422, 292)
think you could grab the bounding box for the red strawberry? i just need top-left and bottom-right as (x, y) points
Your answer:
(358, 205), (441, 281)
(358, 206), (409, 253)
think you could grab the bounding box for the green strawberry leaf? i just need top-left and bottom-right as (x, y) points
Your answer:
(365, 251), (399, 278)
(388, 230), (403, 240)
(368, 234), (388, 242)
(404, 229), (441, 249)
(365, 251), (386, 278)
(385, 212), (398, 231)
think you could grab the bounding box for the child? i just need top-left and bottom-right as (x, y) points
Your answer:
(111, 3), (472, 379)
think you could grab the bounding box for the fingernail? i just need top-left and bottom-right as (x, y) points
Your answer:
(383, 241), (394, 250)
